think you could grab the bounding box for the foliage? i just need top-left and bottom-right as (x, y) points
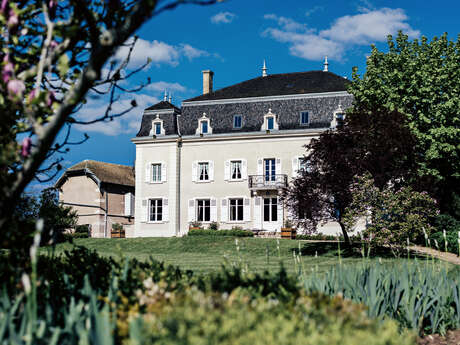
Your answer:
(208, 221), (219, 230)
(430, 214), (460, 254)
(112, 223), (123, 231)
(303, 261), (460, 335)
(349, 32), (460, 212)
(343, 174), (438, 246)
(188, 228), (254, 237)
(189, 221), (203, 228)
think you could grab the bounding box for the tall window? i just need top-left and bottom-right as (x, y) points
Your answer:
(336, 113), (345, 127)
(263, 198), (278, 222)
(233, 115), (242, 129)
(229, 198), (244, 221)
(267, 116), (274, 130)
(154, 122), (161, 135)
(151, 163), (161, 182)
(201, 120), (208, 134)
(197, 199), (211, 222)
(264, 158), (276, 181)
(299, 158), (309, 172)
(149, 199), (163, 221)
(198, 162), (209, 181)
(300, 111), (309, 125)
(231, 160), (242, 180)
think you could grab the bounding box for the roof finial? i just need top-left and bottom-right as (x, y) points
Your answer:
(323, 56), (329, 72)
(168, 94), (172, 103)
(163, 90), (167, 102)
(262, 59), (267, 77)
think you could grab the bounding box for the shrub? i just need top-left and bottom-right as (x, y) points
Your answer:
(112, 223), (124, 231)
(188, 229), (254, 237)
(208, 221), (219, 230)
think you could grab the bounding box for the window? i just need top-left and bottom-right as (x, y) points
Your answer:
(299, 158), (309, 172)
(263, 198), (278, 222)
(267, 116), (274, 130)
(151, 163), (161, 182)
(229, 198), (244, 221)
(264, 158), (276, 182)
(149, 199), (163, 222)
(154, 122), (161, 135)
(231, 160), (242, 180)
(233, 115), (242, 129)
(198, 162), (209, 181)
(300, 111), (309, 125)
(197, 199), (211, 222)
(201, 120), (208, 134)
(336, 113), (345, 127)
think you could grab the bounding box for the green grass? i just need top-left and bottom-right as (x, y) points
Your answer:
(42, 237), (444, 274)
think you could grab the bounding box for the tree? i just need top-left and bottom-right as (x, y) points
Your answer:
(349, 32), (460, 213)
(0, 0), (217, 236)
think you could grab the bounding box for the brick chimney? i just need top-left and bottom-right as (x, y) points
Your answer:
(202, 70), (214, 95)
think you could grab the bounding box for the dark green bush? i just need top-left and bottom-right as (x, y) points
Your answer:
(430, 214), (460, 254)
(188, 229), (254, 237)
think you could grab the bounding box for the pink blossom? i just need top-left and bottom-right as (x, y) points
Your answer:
(21, 137), (31, 157)
(27, 88), (39, 103)
(7, 79), (25, 99)
(7, 9), (17, 27)
(0, 0), (8, 14)
(46, 91), (55, 107)
(49, 40), (58, 49)
(2, 61), (13, 83)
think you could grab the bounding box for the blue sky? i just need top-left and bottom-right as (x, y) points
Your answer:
(33, 0), (460, 191)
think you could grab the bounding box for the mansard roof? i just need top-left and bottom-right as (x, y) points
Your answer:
(145, 100), (180, 112)
(184, 71), (350, 102)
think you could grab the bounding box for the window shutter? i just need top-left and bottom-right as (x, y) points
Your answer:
(161, 162), (167, 182)
(141, 199), (148, 222)
(277, 197), (283, 225)
(188, 199), (195, 222)
(209, 161), (214, 181)
(242, 159), (248, 180)
(243, 198), (251, 222)
(192, 162), (198, 182)
(221, 198), (228, 222)
(210, 198), (217, 222)
(292, 157), (299, 179)
(124, 193), (133, 216)
(254, 197), (262, 229)
(145, 163), (151, 183)
(257, 159), (263, 175)
(276, 158), (282, 175)
(163, 198), (169, 222)
(224, 160), (230, 181)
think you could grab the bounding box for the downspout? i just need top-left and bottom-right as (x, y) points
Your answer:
(176, 113), (182, 236)
(104, 188), (108, 238)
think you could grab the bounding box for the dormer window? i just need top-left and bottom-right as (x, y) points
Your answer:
(330, 104), (345, 129)
(149, 114), (165, 136)
(300, 111), (309, 125)
(261, 109), (279, 131)
(233, 114), (242, 129)
(196, 112), (213, 135)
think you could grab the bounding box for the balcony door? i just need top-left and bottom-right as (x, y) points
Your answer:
(264, 158), (276, 182)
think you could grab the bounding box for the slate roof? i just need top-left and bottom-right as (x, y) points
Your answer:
(145, 101), (180, 112)
(136, 101), (180, 137)
(184, 71), (350, 102)
(56, 160), (135, 187)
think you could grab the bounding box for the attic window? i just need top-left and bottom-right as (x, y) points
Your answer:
(300, 111), (309, 125)
(267, 117), (274, 130)
(330, 104), (345, 129)
(233, 115), (242, 129)
(154, 123), (161, 135)
(201, 120), (208, 134)
(261, 109), (279, 131)
(196, 112), (213, 135)
(150, 114), (165, 136)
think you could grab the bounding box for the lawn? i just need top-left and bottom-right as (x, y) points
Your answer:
(45, 236), (443, 274)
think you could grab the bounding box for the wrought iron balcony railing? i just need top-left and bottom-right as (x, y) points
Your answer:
(248, 174), (288, 190)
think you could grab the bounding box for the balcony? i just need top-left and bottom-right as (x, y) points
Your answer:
(248, 174), (288, 190)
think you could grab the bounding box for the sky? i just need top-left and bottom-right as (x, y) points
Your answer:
(31, 0), (460, 192)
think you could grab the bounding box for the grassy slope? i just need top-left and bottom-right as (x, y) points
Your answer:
(45, 237), (438, 274)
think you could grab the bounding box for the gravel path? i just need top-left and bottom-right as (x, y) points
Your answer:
(410, 246), (460, 265)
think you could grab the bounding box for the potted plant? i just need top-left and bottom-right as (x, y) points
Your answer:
(189, 221), (203, 231)
(281, 219), (296, 239)
(208, 221), (219, 231)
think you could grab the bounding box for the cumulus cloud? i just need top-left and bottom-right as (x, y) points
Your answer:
(210, 11), (236, 24)
(180, 44), (209, 60)
(263, 8), (419, 61)
(146, 81), (187, 93)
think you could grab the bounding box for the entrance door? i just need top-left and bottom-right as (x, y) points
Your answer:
(262, 197), (280, 231)
(264, 159), (276, 183)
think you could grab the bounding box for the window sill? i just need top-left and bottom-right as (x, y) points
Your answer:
(195, 180), (213, 183)
(228, 178), (245, 182)
(147, 221), (167, 224)
(148, 181), (166, 184)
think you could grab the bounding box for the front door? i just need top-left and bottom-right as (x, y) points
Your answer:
(262, 197), (280, 231)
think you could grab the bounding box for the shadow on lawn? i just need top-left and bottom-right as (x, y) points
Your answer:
(291, 242), (429, 260)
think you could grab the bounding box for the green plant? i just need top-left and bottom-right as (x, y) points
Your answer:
(112, 223), (124, 231)
(189, 221), (203, 228)
(231, 225), (243, 231)
(188, 229), (254, 237)
(208, 221), (219, 231)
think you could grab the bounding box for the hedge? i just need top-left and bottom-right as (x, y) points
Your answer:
(188, 229), (254, 237)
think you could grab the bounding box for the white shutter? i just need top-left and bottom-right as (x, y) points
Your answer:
(124, 193), (133, 216)
(163, 198), (169, 222)
(145, 163), (151, 183)
(221, 198), (228, 222)
(192, 162), (198, 182)
(161, 162), (167, 182)
(224, 160), (230, 180)
(188, 199), (195, 222)
(277, 197), (283, 226)
(276, 158), (282, 175)
(242, 159), (248, 180)
(257, 159), (263, 175)
(254, 197), (262, 229)
(210, 198), (217, 222)
(209, 161), (214, 181)
(141, 199), (148, 222)
(292, 157), (299, 179)
(243, 197), (251, 222)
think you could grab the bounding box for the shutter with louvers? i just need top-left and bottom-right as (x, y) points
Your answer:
(242, 159), (248, 180)
(124, 193), (132, 216)
(209, 161), (214, 181)
(254, 197), (262, 229)
(192, 162), (198, 182)
(161, 162), (167, 182)
(276, 158), (282, 175)
(243, 197), (251, 222)
(224, 161), (230, 180)
(210, 198), (217, 221)
(257, 159), (263, 175)
(141, 199), (148, 222)
(292, 157), (299, 179)
(221, 198), (228, 222)
(188, 199), (195, 222)
(145, 163), (151, 183)
(163, 198), (169, 222)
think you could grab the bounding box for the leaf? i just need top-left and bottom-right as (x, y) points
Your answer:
(57, 54), (70, 76)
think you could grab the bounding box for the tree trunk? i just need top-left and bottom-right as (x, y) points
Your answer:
(338, 221), (352, 248)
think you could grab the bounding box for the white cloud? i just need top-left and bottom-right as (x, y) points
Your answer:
(305, 6), (323, 17)
(211, 11), (236, 24)
(180, 44), (209, 60)
(146, 81), (187, 93)
(263, 8), (419, 62)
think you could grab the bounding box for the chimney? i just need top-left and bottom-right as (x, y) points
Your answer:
(202, 70), (214, 95)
